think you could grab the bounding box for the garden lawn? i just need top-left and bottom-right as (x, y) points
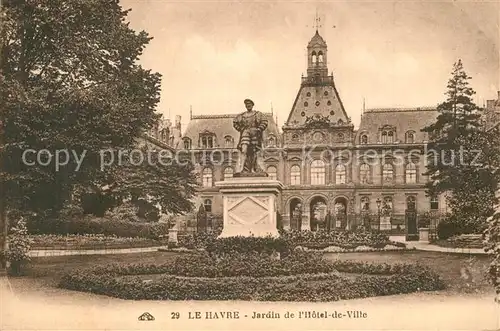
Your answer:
(9, 250), (493, 297)
(326, 251), (492, 295)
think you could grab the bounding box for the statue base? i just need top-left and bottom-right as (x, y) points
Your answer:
(215, 177), (283, 238)
(233, 171), (269, 178)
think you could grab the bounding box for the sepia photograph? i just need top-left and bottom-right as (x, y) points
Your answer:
(1, 0), (500, 330)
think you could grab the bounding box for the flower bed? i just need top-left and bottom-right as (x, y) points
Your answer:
(29, 234), (168, 250)
(296, 243), (408, 253)
(177, 230), (406, 253)
(59, 252), (445, 301)
(441, 234), (484, 249)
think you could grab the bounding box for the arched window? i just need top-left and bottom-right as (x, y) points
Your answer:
(224, 136), (234, 148)
(382, 163), (394, 182)
(202, 168), (213, 187)
(335, 164), (346, 184)
(311, 51), (317, 64)
(268, 136), (276, 147)
(201, 135), (214, 149)
(318, 51), (324, 63)
(359, 163), (370, 183)
(360, 197), (370, 212)
(381, 131), (387, 144)
(290, 165), (301, 185)
(203, 199), (212, 213)
(310, 160), (325, 185)
(405, 162), (417, 184)
(406, 131), (415, 144)
(267, 166), (277, 180)
(183, 138), (192, 149)
(387, 131), (394, 143)
(360, 134), (368, 144)
(338, 133), (344, 141)
(223, 167), (233, 180)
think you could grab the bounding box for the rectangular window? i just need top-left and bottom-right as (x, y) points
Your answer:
(430, 196), (439, 210)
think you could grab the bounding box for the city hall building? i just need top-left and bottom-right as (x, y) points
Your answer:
(151, 30), (455, 232)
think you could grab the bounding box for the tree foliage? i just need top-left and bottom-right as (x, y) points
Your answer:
(422, 60), (497, 225)
(0, 0), (197, 216)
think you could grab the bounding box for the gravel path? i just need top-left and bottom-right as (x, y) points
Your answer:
(2, 276), (499, 330)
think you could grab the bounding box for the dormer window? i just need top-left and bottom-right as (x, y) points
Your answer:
(388, 131), (394, 143)
(360, 134), (368, 144)
(268, 135), (276, 147)
(183, 138), (192, 149)
(200, 133), (215, 149)
(406, 131), (415, 144)
(381, 128), (395, 144)
(224, 135), (234, 148)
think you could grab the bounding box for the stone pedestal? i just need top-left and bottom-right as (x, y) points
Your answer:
(380, 216), (391, 230)
(168, 226), (178, 244)
(419, 228), (429, 242)
(215, 177), (283, 238)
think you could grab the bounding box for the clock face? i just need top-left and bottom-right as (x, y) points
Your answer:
(313, 132), (323, 141)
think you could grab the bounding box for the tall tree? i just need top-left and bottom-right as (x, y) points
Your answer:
(0, 1), (197, 217)
(422, 60), (496, 224)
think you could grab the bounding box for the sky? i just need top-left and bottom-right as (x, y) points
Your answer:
(121, 0), (500, 130)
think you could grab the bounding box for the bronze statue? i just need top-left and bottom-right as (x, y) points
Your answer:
(233, 99), (268, 175)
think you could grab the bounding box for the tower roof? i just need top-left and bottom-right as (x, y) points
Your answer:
(308, 30), (327, 48)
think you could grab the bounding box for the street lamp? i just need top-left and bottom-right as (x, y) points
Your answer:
(376, 198), (382, 231)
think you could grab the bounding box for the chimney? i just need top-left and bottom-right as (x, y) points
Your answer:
(497, 91), (500, 100)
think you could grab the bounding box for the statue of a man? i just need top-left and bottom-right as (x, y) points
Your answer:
(233, 99), (268, 175)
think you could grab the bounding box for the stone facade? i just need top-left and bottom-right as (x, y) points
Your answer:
(163, 30), (453, 232)
(485, 91), (500, 131)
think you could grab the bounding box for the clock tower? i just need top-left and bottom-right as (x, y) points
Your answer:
(283, 29), (352, 145)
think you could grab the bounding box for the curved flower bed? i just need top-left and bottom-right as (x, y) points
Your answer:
(59, 252), (445, 301)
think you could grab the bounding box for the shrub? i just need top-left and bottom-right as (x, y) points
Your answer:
(59, 253), (445, 301)
(205, 236), (290, 257)
(437, 215), (486, 240)
(279, 229), (391, 248)
(29, 216), (170, 239)
(437, 218), (456, 240)
(6, 219), (33, 276)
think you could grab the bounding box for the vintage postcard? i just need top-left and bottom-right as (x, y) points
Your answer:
(1, 0), (500, 330)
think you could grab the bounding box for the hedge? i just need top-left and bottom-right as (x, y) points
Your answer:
(59, 253), (445, 301)
(28, 215), (169, 239)
(29, 234), (168, 250)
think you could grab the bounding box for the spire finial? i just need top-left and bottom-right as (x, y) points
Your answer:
(314, 8), (322, 32)
(190, 105), (193, 119)
(363, 97), (366, 114)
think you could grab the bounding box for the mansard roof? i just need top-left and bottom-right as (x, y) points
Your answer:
(182, 112), (280, 148)
(356, 107), (437, 143)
